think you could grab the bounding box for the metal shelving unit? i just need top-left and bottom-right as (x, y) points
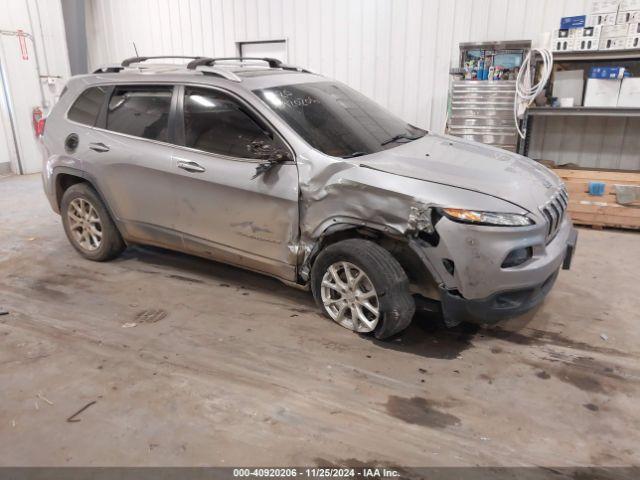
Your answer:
(549, 49), (640, 62)
(447, 40), (531, 152)
(526, 106), (640, 117)
(518, 48), (640, 157)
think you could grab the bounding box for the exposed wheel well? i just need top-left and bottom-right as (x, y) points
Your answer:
(55, 173), (87, 208)
(310, 226), (440, 299)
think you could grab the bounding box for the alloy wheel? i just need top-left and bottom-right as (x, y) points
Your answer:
(320, 261), (380, 332)
(67, 198), (102, 251)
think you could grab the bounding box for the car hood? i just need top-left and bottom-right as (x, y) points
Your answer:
(357, 133), (562, 213)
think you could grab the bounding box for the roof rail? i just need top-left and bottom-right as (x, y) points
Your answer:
(93, 64), (124, 73)
(281, 65), (314, 74)
(187, 57), (283, 69)
(195, 66), (242, 82)
(95, 55), (314, 79)
(121, 55), (205, 67)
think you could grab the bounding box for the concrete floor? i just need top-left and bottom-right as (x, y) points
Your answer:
(1, 173), (639, 467)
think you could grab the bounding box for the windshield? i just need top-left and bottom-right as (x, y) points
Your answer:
(253, 81), (426, 158)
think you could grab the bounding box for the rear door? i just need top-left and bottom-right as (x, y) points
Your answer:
(85, 84), (183, 248)
(170, 85), (300, 281)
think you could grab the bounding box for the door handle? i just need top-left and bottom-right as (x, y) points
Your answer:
(89, 142), (110, 153)
(176, 160), (206, 173)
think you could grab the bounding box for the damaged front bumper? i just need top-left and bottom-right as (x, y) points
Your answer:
(439, 269), (560, 325)
(418, 217), (578, 327)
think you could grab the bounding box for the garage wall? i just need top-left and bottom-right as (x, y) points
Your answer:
(86, 0), (590, 134)
(1, 0), (70, 174)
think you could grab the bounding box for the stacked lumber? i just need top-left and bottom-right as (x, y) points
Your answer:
(551, 168), (640, 230)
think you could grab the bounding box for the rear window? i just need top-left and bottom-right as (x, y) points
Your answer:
(67, 86), (107, 126)
(106, 85), (173, 142)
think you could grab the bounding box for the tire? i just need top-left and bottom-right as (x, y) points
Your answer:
(60, 182), (125, 262)
(311, 239), (415, 339)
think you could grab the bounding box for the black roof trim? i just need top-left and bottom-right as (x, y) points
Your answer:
(187, 57), (283, 69)
(121, 55), (205, 67)
(92, 66), (124, 74)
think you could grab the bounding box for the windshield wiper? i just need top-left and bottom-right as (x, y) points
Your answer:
(381, 132), (425, 146)
(342, 151), (368, 159)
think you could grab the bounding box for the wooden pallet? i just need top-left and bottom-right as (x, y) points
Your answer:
(551, 168), (640, 230)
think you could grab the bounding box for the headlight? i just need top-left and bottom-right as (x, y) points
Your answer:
(440, 208), (534, 227)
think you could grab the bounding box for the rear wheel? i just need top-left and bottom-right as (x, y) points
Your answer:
(60, 183), (125, 261)
(311, 239), (415, 339)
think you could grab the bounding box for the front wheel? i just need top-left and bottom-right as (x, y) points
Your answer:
(310, 239), (415, 339)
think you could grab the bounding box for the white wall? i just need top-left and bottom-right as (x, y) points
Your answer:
(1, 0), (70, 174)
(86, 0), (590, 134)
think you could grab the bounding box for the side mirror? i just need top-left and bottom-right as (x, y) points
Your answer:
(249, 140), (292, 179)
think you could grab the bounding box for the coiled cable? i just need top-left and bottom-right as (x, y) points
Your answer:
(515, 48), (553, 139)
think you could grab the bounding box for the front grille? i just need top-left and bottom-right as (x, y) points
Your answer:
(539, 187), (569, 242)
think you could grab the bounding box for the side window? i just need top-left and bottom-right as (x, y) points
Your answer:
(183, 87), (285, 159)
(106, 85), (173, 142)
(67, 86), (108, 126)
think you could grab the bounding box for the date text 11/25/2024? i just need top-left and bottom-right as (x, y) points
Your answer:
(232, 468), (401, 478)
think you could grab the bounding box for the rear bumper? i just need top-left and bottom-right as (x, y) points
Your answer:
(438, 226), (578, 326)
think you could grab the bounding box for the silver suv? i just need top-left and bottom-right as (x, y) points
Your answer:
(41, 56), (577, 339)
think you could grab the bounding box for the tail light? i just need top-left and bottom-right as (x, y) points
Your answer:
(32, 106), (46, 137)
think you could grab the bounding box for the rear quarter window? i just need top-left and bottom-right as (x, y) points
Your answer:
(67, 86), (108, 126)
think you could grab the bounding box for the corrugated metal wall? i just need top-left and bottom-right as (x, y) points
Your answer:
(86, 0), (591, 134)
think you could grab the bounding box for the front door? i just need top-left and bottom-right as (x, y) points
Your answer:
(171, 85), (299, 281)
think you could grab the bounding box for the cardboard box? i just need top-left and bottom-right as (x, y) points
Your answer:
(553, 70), (585, 106)
(574, 26), (602, 50)
(588, 0), (621, 13)
(616, 9), (640, 23)
(561, 15), (587, 28)
(620, 0), (640, 11)
(552, 38), (575, 52)
(618, 78), (640, 107)
(627, 35), (640, 48)
(587, 13), (617, 26)
(601, 24), (631, 36)
(584, 78), (622, 106)
(552, 28), (573, 39)
(599, 37), (628, 49)
(574, 25), (603, 37)
(629, 22), (640, 34)
(590, 66), (627, 78)
(576, 38), (601, 50)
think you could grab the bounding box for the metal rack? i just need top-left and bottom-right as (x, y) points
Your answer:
(447, 40), (530, 152)
(518, 49), (640, 160)
(548, 49), (640, 62)
(526, 106), (640, 117)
